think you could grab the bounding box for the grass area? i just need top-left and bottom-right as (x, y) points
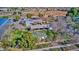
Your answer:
(0, 16), (8, 18)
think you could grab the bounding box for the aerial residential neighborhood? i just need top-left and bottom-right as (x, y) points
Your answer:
(0, 7), (79, 51)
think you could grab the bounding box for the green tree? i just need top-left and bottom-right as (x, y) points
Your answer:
(18, 12), (21, 14)
(10, 30), (37, 49)
(1, 39), (11, 49)
(23, 30), (37, 49)
(15, 15), (20, 21)
(13, 12), (17, 15)
(62, 33), (71, 44)
(38, 13), (43, 17)
(67, 7), (79, 17)
(0, 16), (8, 18)
(63, 33), (71, 41)
(44, 29), (58, 41)
(26, 13), (32, 18)
(72, 23), (79, 30)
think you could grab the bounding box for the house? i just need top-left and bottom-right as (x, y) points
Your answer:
(0, 18), (12, 39)
(0, 8), (8, 11)
(24, 18), (51, 30)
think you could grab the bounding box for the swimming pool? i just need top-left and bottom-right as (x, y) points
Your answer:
(0, 18), (9, 26)
(0, 18), (11, 39)
(0, 18), (9, 25)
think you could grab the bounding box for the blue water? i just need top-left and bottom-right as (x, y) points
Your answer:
(0, 18), (10, 39)
(0, 18), (8, 25)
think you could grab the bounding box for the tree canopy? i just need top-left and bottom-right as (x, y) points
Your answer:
(67, 8), (79, 17)
(1, 29), (38, 50)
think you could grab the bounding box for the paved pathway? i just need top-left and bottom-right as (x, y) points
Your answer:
(32, 42), (79, 51)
